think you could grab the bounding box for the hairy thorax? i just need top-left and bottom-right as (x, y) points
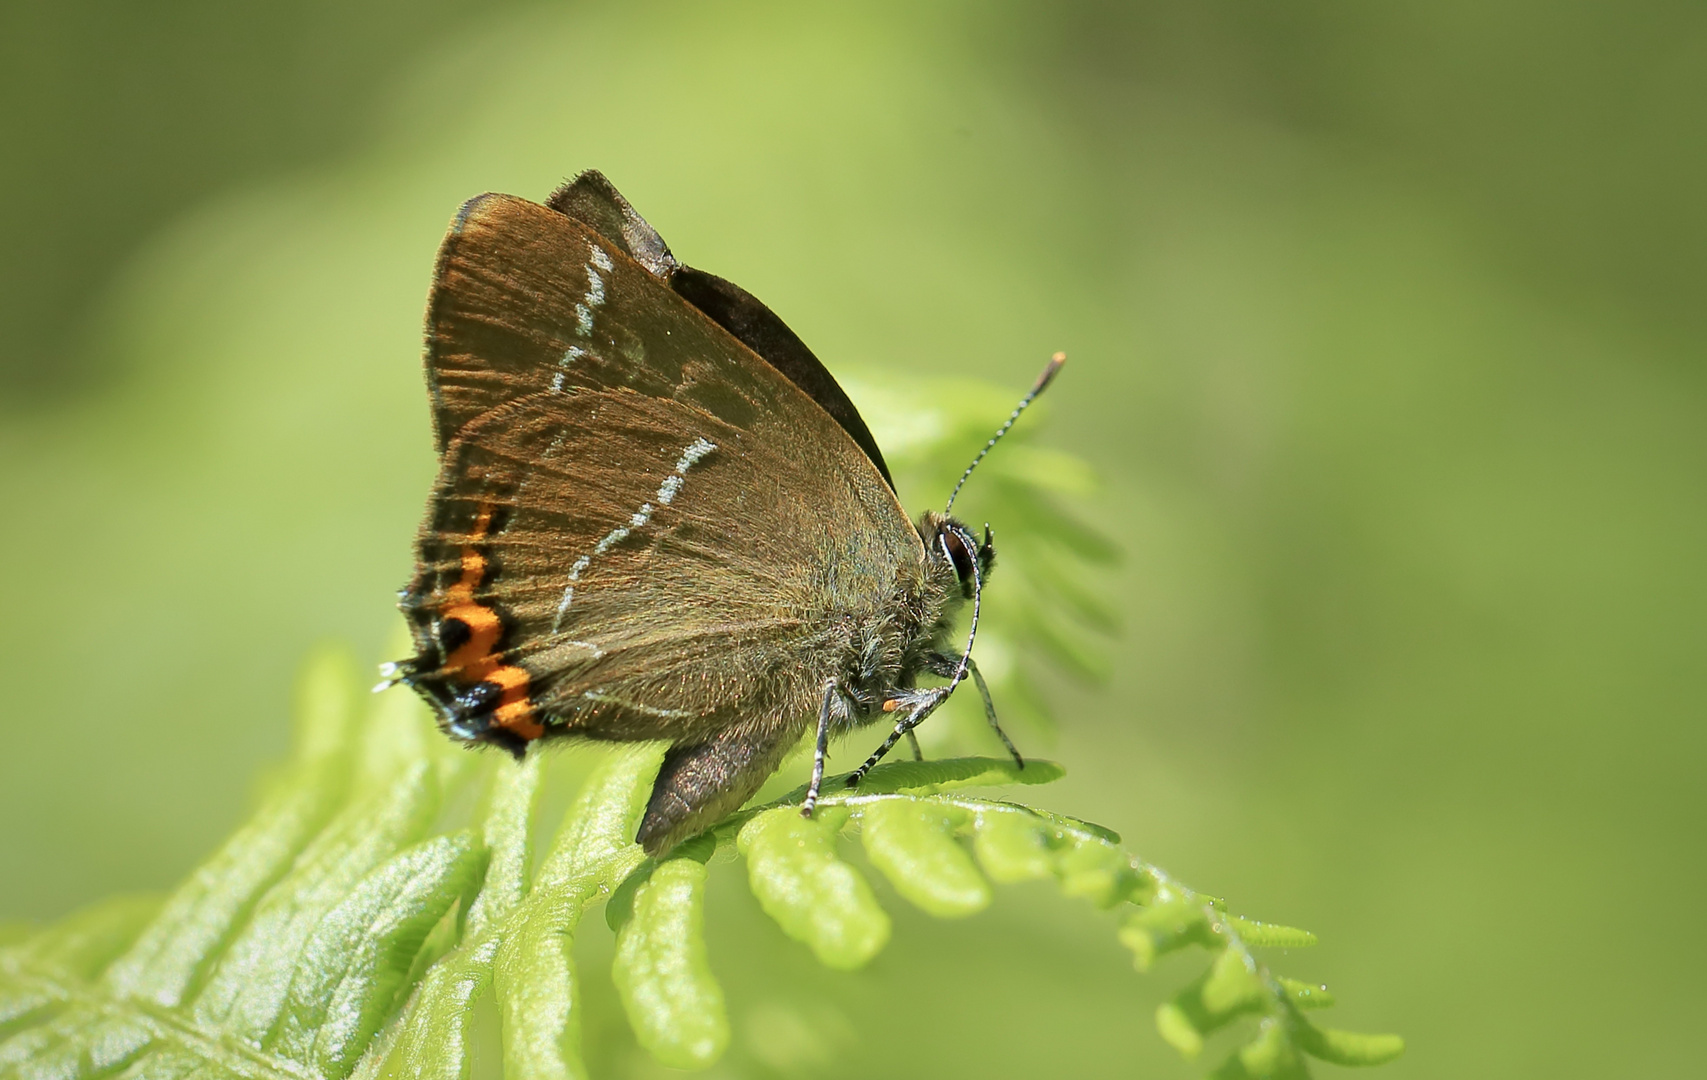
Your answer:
(829, 518), (968, 723)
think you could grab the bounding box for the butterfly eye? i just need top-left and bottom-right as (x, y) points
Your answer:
(940, 528), (976, 589)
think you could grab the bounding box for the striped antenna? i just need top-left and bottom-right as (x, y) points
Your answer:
(944, 351), (1067, 513)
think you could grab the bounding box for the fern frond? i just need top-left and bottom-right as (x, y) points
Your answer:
(0, 652), (1401, 1079)
(0, 372), (1400, 1078)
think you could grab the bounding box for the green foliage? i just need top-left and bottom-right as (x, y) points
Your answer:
(0, 373), (1398, 1077)
(0, 652), (1401, 1079)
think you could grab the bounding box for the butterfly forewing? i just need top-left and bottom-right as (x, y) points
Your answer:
(405, 194), (921, 750)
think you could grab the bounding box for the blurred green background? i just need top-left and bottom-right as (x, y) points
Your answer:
(2, 1), (1702, 1076)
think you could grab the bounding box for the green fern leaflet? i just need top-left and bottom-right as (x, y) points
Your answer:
(0, 651), (1401, 1079)
(0, 370), (1400, 1078)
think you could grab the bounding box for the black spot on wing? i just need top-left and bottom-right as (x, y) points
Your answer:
(438, 616), (472, 654)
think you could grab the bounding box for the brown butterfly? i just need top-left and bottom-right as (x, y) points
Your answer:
(387, 171), (1063, 856)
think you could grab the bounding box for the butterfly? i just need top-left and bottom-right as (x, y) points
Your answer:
(388, 171), (1062, 856)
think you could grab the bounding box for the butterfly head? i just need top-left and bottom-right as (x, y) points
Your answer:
(917, 510), (995, 601)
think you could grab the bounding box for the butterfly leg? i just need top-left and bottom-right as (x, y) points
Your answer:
(926, 652), (1024, 770)
(845, 690), (944, 787)
(846, 713), (918, 787)
(964, 657), (1024, 770)
(801, 679), (840, 818)
(906, 728), (924, 761)
(848, 645), (1024, 788)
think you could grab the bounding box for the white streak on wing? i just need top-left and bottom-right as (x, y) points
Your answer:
(552, 346), (584, 394)
(552, 554), (593, 630)
(583, 689), (689, 719)
(672, 437), (717, 475)
(655, 439), (714, 507)
(573, 249), (611, 338)
(593, 525), (631, 555)
(549, 437), (717, 632)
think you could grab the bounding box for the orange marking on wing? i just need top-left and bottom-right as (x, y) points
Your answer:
(442, 601), (502, 668)
(437, 503), (545, 741)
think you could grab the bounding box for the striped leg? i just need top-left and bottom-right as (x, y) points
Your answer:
(801, 680), (839, 817)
